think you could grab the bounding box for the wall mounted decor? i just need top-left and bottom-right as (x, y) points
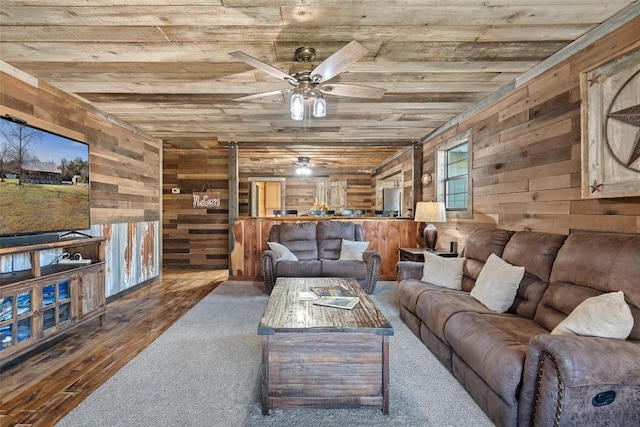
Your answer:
(192, 191), (220, 208)
(421, 173), (433, 185)
(581, 45), (640, 199)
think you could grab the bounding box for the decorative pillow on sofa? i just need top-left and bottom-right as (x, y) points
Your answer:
(470, 253), (525, 313)
(551, 291), (633, 339)
(338, 239), (369, 261)
(421, 252), (465, 290)
(268, 242), (298, 261)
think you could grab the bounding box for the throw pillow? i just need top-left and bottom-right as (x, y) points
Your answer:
(470, 253), (525, 313)
(267, 242), (298, 261)
(338, 239), (369, 261)
(421, 252), (465, 290)
(551, 291), (633, 339)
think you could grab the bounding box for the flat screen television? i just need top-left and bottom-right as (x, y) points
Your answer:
(0, 115), (90, 246)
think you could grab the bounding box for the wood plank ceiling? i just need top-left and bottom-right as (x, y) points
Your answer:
(1, 1), (638, 174)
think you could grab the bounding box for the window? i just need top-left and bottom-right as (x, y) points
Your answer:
(444, 143), (468, 210)
(436, 130), (472, 218)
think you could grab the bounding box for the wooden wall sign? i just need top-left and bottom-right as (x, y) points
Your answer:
(581, 45), (640, 199)
(192, 191), (220, 208)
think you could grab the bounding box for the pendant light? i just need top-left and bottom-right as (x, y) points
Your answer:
(312, 93), (326, 118)
(290, 90), (304, 120)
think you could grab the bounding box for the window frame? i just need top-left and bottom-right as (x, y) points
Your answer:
(435, 130), (472, 219)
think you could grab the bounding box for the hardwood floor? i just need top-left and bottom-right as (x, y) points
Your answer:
(0, 268), (228, 427)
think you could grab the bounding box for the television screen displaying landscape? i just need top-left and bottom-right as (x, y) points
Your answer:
(0, 116), (90, 237)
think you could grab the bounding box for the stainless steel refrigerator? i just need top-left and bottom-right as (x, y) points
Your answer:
(383, 188), (402, 216)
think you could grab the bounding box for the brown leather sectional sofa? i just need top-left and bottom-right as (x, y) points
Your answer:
(396, 228), (640, 426)
(261, 221), (381, 294)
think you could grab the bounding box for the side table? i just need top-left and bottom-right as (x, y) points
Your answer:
(399, 247), (458, 262)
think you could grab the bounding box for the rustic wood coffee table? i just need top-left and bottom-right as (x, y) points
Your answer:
(258, 277), (393, 415)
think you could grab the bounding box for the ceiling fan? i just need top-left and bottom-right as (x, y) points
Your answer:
(295, 156), (312, 175)
(229, 41), (387, 104)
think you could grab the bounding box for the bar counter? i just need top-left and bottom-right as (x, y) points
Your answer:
(230, 216), (419, 281)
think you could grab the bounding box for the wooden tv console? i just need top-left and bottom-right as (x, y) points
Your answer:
(0, 237), (106, 366)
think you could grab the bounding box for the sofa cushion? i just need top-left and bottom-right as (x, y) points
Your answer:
(461, 228), (515, 292)
(338, 239), (369, 261)
(396, 279), (454, 314)
(268, 241), (298, 261)
(278, 222), (318, 260)
(470, 253), (525, 313)
(462, 228), (515, 260)
(317, 221), (357, 259)
(461, 258), (485, 293)
(415, 290), (492, 344)
(444, 311), (549, 405)
(501, 231), (567, 319)
(275, 260), (322, 277)
(534, 282), (600, 334)
(536, 232), (640, 339)
(551, 291), (633, 339)
(321, 259), (367, 279)
(421, 252), (464, 290)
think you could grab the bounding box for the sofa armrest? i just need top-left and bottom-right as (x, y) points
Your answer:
(519, 334), (640, 426)
(361, 250), (382, 294)
(260, 250), (278, 294)
(396, 261), (423, 281)
(362, 250), (380, 265)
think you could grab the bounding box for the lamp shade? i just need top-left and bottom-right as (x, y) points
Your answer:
(414, 202), (446, 223)
(414, 202), (446, 250)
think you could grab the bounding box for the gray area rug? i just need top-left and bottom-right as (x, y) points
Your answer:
(57, 281), (493, 427)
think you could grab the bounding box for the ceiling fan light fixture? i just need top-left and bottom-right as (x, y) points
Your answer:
(312, 93), (327, 118)
(290, 91), (304, 120)
(231, 41), (384, 120)
(296, 166), (311, 176)
(295, 156), (312, 175)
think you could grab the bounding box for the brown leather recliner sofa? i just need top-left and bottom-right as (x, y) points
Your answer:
(261, 221), (381, 294)
(396, 228), (640, 426)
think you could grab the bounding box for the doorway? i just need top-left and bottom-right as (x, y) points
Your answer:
(249, 177), (286, 217)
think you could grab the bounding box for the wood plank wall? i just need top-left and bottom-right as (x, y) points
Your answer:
(1, 66), (162, 295)
(239, 173), (376, 216)
(163, 145), (230, 268)
(419, 17), (640, 250)
(0, 69), (161, 226)
(167, 152), (380, 267)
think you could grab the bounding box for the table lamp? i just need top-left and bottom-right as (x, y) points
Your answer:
(414, 202), (446, 250)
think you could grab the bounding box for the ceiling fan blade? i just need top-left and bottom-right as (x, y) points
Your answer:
(229, 51), (294, 83)
(309, 40), (369, 82)
(232, 88), (291, 101)
(318, 83), (386, 99)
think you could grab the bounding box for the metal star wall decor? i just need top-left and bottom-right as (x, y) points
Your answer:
(589, 180), (604, 193)
(608, 104), (640, 167)
(588, 74), (601, 87)
(604, 68), (640, 173)
(581, 46), (640, 199)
